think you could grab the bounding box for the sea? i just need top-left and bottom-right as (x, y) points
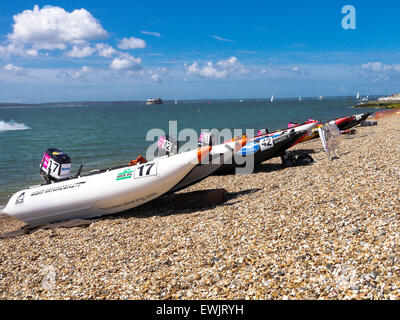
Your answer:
(0, 97), (378, 208)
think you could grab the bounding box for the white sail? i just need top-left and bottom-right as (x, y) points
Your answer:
(270, 95), (274, 102)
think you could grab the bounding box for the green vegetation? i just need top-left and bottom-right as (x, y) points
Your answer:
(354, 101), (400, 109)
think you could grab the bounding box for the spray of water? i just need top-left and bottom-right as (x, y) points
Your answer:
(0, 119), (31, 131)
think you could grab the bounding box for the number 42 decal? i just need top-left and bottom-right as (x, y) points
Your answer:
(134, 161), (158, 178)
(259, 137), (274, 151)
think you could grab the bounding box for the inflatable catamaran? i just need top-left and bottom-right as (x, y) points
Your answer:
(168, 133), (248, 193)
(217, 128), (310, 173)
(3, 146), (211, 226)
(297, 112), (371, 143)
(257, 119), (318, 139)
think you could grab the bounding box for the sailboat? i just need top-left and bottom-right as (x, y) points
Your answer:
(356, 92), (360, 100)
(299, 96), (302, 101)
(270, 95), (274, 102)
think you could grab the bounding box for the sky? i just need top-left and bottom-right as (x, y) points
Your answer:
(0, 0), (399, 103)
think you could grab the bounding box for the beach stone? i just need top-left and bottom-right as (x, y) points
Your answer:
(0, 114), (399, 300)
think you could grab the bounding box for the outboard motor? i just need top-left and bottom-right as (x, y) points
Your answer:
(257, 128), (269, 136)
(157, 135), (178, 157)
(198, 132), (216, 147)
(40, 148), (71, 183)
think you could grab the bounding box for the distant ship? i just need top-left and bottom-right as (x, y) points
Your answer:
(174, 100), (178, 104)
(146, 98), (163, 105)
(299, 96), (302, 101)
(270, 95), (274, 102)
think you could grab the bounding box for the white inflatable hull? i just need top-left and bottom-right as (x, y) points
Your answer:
(291, 122), (318, 133)
(169, 137), (247, 193)
(265, 122), (318, 137)
(3, 147), (211, 226)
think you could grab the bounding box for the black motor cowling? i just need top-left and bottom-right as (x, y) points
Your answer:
(40, 148), (71, 183)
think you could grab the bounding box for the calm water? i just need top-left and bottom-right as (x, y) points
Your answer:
(0, 99), (376, 206)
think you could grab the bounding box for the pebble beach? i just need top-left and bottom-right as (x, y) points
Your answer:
(0, 114), (399, 300)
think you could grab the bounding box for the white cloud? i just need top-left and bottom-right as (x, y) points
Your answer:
(291, 65), (300, 73)
(32, 43), (67, 51)
(0, 43), (38, 58)
(140, 31), (161, 37)
(186, 62), (228, 78)
(3, 64), (23, 72)
(65, 44), (95, 58)
(150, 74), (162, 82)
(362, 62), (384, 72)
(3, 63), (28, 76)
(95, 43), (117, 58)
(185, 56), (248, 79)
(210, 35), (235, 43)
(216, 56), (238, 68)
(117, 37), (146, 49)
(57, 65), (93, 80)
(146, 67), (168, 82)
(361, 62), (400, 73)
(110, 53), (142, 71)
(7, 5), (107, 50)
(26, 48), (39, 57)
(361, 62), (400, 82)
(72, 66), (93, 79)
(257, 64), (309, 78)
(205, 62), (229, 77)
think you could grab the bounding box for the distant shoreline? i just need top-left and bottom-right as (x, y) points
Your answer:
(0, 95), (383, 108)
(354, 100), (400, 109)
(0, 101), (143, 108)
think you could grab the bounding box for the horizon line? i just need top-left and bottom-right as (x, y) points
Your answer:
(0, 94), (386, 106)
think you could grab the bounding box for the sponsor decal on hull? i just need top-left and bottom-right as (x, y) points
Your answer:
(273, 133), (290, 144)
(99, 192), (159, 211)
(116, 161), (158, 181)
(15, 192), (25, 205)
(31, 181), (86, 197)
(237, 142), (259, 155)
(116, 168), (133, 181)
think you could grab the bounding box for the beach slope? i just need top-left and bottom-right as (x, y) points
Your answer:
(0, 115), (399, 299)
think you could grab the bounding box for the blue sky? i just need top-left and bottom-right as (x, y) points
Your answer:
(0, 0), (399, 102)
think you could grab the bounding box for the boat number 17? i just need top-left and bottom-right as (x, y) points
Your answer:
(134, 162), (157, 178)
(48, 159), (59, 173)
